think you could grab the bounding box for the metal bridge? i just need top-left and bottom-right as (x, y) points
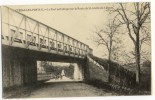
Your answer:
(1, 6), (93, 59)
(1, 6), (97, 88)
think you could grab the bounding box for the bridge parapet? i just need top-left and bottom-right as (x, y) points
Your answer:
(1, 6), (92, 58)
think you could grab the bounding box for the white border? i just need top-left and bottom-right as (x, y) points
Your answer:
(0, 0), (154, 100)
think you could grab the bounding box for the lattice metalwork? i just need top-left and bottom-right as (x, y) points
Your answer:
(1, 6), (93, 58)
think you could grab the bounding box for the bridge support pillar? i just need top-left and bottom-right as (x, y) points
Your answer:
(85, 57), (109, 82)
(76, 60), (89, 81)
(74, 62), (84, 81)
(2, 46), (37, 89)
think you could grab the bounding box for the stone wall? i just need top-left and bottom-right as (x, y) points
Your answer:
(86, 56), (109, 83)
(86, 55), (136, 88)
(2, 46), (37, 88)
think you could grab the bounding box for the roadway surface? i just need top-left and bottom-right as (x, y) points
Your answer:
(27, 82), (119, 98)
(4, 77), (119, 98)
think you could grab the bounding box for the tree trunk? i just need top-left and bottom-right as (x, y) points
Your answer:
(108, 52), (111, 82)
(135, 33), (141, 84)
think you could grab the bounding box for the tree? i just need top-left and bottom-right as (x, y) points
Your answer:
(93, 18), (122, 82)
(109, 2), (150, 84)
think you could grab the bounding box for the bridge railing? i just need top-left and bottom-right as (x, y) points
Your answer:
(1, 6), (93, 58)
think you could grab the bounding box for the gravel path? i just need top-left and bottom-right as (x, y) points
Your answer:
(4, 81), (119, 98)
(27, 82), (118, 98)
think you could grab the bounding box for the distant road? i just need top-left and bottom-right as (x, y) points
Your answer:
(46, 76), (82, 82)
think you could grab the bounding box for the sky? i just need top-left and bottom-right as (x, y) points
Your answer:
(6, 3), (151, 60)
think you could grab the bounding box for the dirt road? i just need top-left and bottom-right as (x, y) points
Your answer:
(4, 81), (119, 98)
(27, 82), (118, 98)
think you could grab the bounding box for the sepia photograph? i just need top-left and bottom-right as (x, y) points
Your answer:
(1, 1), (151, 99)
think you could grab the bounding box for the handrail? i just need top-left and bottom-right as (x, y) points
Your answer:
(3, 6), (90, 50)
(2, 6), (93, 56)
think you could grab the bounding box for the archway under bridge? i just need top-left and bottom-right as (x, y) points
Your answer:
(2, 45), (88, 89)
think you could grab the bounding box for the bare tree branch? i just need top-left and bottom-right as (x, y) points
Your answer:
(119, 3), (136, 44)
